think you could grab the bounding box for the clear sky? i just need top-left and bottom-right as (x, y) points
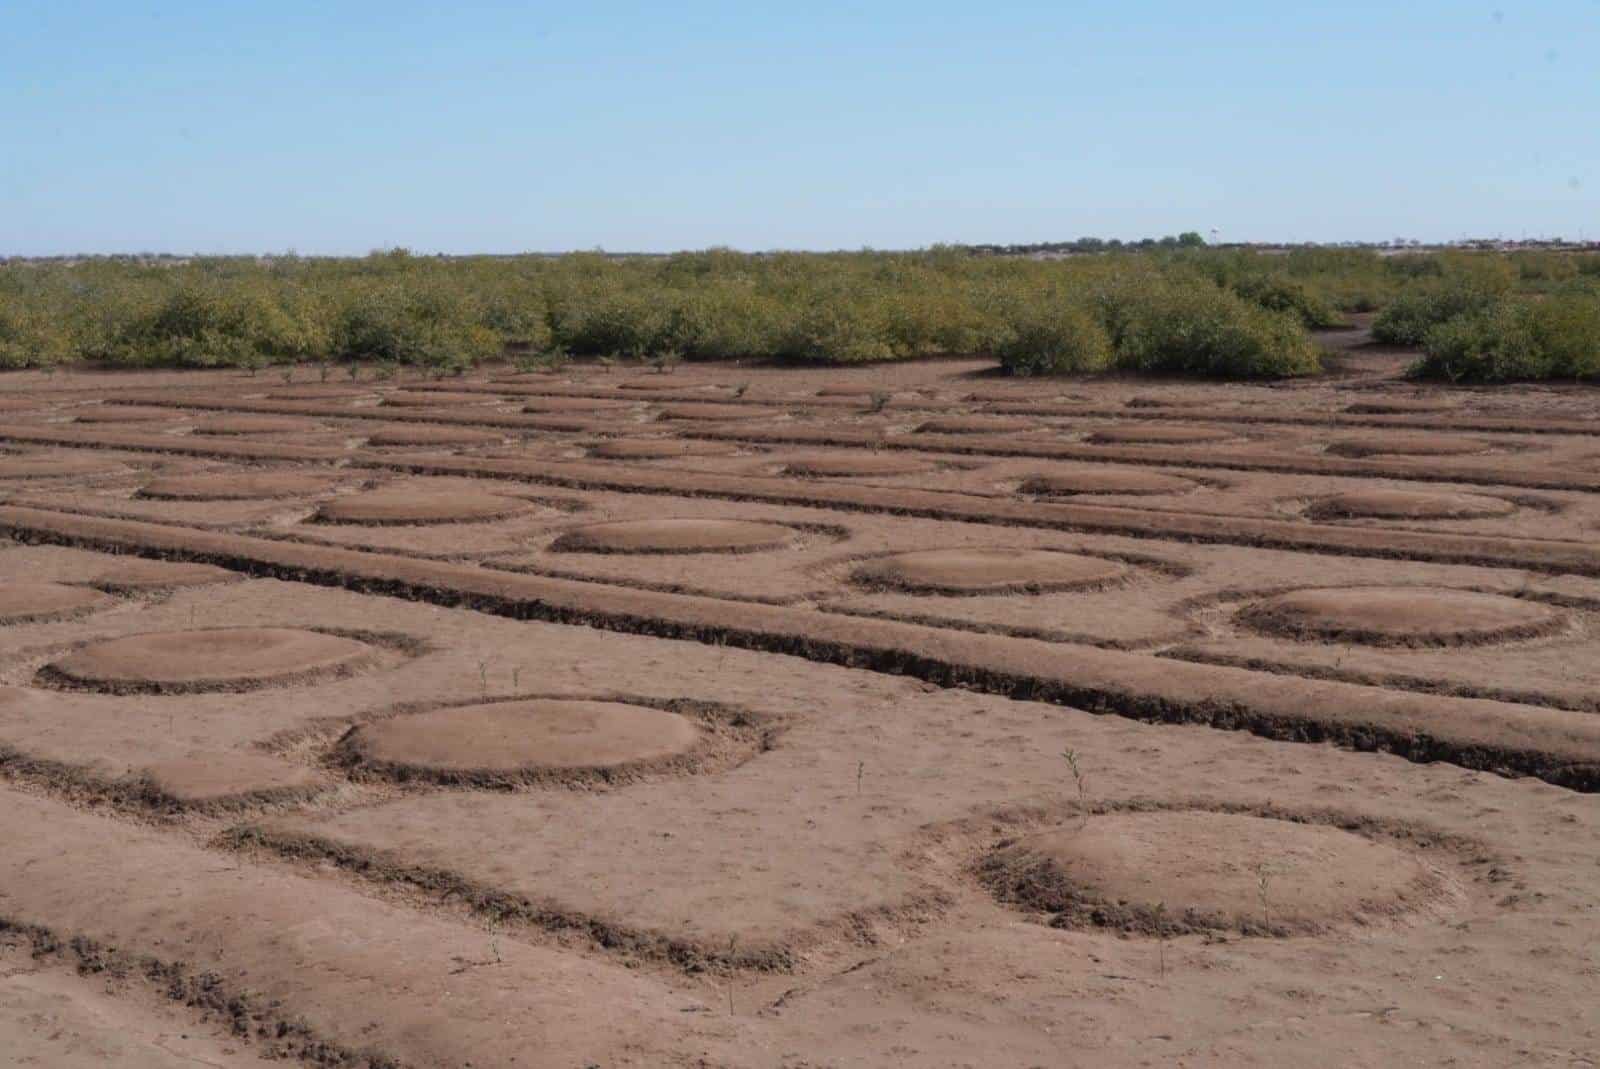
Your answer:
(3, 1), (1596, 254)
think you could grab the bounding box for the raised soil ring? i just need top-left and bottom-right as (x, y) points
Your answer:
(851, 548), (1128, 596)
(0, 582), (114, 625)
(1325, 435), (1491, 458)
(588, 438), (736, 460)
(780, 453), (937, 478)
(1237, 586), (1564, 648)
(138, 471), (340, 501)
(818, 385), (893, 397)
(1306, 489), (1516, 522)
(0, 455), (128, 480)
(1343, 398), (1456, 415)
(139, 754), (326, 807)
(86, 560), (239, 594)
(1020, 469), (1196, 497)
(1085, 424), (1235, 445)
(191, 417), (315, 436)
(314, 488), (530, 526)
(265, 387), (373, 401)
(339, 699), (702, 785)
(620, 379), (699, 392)
(72, 407), (178, 424)
(363, 426), (506, 448)
(550, 518), (797, 555)
(979, 810), (1446, 936)
(656, 403), (779, 422)
(521, 397), (635, 413)
(40, 628), (378, 694)
(1124, 396), (1208, 409)
(381, 391), (502, 407)
(917, 416), (1038, 436)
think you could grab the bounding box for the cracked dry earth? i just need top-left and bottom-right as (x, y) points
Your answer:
(1, 336), (1599, 1067)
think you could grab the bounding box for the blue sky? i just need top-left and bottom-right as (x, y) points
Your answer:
(3, 2), (1597, 254)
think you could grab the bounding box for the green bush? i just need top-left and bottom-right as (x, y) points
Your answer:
(1371, 279), (1505, 346)
(996, 300), (1112, 376)
(105, 286), (325, 367)
(1112, 281), (1322, 378)
(1412, 295), (1600, 382)
(1230, 274), (1342, 328)
(0, 298), (70, 368)
(330, 286), (497, 368)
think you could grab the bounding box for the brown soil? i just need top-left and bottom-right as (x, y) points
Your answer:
(138, 471), (339, 500)
(71, 407), (176, 424)
(1307, 489), (1517, 521)
(86, 559), (239, 593)
(1327, 434), (1493, 457)
(5, 356), (1600, 1068)
(656, 403), (780, 421)
(917, 416), (1038, 435)
(41, 627), (377, 693)
(363, 425), (506, 447)
(980, 809), (1449, 935)
(313, 487), (531, 526)
(550, 518), (796, 554)
(341, 698), (701, 778)
(191, 416), (314, 435)
(780, 453), (938, 477)
(380, 390), (502, 407)
(1086, 424), (1237, 444)
(1019, 468), (1197, 497)
(1237, 586), (1564, 647)
(851, 548), (1129, 595)
(0, 582), (113, 624)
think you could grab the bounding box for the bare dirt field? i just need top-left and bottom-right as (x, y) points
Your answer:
(2, 334), (1599, 1067)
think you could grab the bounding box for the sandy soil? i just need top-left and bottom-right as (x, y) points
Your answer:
(2, 333), (1599, 1066)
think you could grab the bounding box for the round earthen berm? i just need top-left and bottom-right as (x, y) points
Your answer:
(1326, 435), (1490, 458)
(138, 471), (339, 500)
(1307, 489), (1515, 522)
(550, 518), (795, 554)
(87, 560), (238, 593)
(1086, 424), (1235, 445)
(1020, 469), (1195, 497)
(364, 426), (505, 447)
(191, 417), (313, 436)
(0, 582), (114, 625)
(980, 810), (1444, 935)
(851, 548), (1128, 595)
(588, 439), (733, 460)
(42, 628), (377, 693)
(781, 453), (935, 478)
(342, 699), (701, 778)
(917, 416), (1037, 435)
(72, 407), (176, 424)
(0, 455), (128, 480)
(314, 488), (529, 526)
(380, 391), (500, 407)
(1237, 586), (1563, 647)
(656, 403), (776, 422)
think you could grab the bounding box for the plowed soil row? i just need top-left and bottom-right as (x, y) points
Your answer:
(3, 505), (1596, 788)
(7, 424), (1598, 575)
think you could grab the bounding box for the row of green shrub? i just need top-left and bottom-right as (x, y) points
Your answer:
(2, 246), (1596, 377)
(1411, 295), (1600, 382)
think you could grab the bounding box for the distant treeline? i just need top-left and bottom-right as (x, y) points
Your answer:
(3, 246), (1598, 380)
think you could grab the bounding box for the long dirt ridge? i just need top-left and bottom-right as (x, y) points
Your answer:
(3, 504), (1597, 788)
(6, 423), (1600, 576)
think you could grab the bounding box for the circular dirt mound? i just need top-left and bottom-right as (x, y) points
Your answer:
(1020, 469), (1195, 497)
(1326, 435), (1490, 458)
(620, 379), (695, 392)
(1343, 398), (1455, 415)
(342, 699), (701, 780)
(138, 471), (338, 500)
(315, 488), (529, 526)
(550, 518), (795, 554)
(588, 439), (733, 460)
(192, 417), (313, 436)
(0, 455), (127, 480)
(917, 416), (1037, 435)
(381, 391), (499, 407)
(781, 453), (935, 478)
(980, 810), (1443, 935)
(818, 385), (890, 397)
(851, 549), (1128, 595)
(656, 403), (776, 422)
(521, 397), (633, 413)
(1125, 396), (1207, 409)
(72, 407), (176, 424)
(1237, 586), (1563, 647)
(42, 628), (376, 693)
(1307, 489), (1515, 521)
(265, 387), (371, 400)
(1086, 424), (1235, 445)
(0, 583), (113, 625)
(363, 426), (505, 447)
(87, 560), (238, 593)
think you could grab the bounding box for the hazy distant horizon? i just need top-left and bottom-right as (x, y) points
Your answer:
(5, 2), (1595, 257)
